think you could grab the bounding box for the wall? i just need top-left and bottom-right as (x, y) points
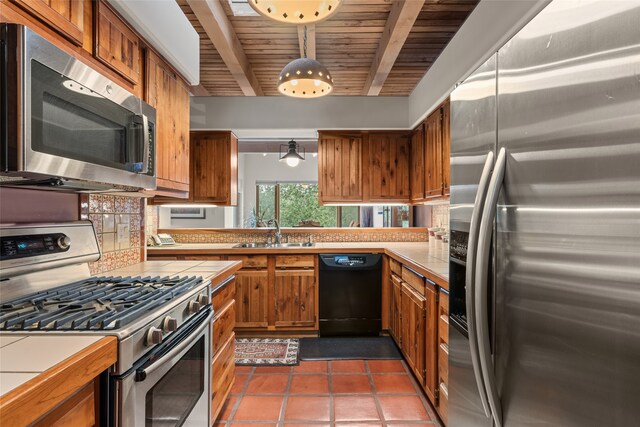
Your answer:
(0, 188), (145, 275)
(414, 202), (450, 230)
(80, 194), (145, 274)
(0, 188), (79, 224)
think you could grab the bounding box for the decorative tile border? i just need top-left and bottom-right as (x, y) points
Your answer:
(80, 194), (145, 275)
(159, 228), (428, 243)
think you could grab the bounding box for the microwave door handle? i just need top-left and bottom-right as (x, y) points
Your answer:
(135, 309), (212, 382)
(140, 113), (150, 174)
(475, 147), (506, 427)
(466, 150), (495, 418)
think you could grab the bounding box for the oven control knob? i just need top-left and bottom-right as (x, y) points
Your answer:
(187, 300), (201, 315)
(145, 327), (163, 346)
(162, 316), (178, 332)
(196, 294), (210, 306)
(57, 236), (71, 250)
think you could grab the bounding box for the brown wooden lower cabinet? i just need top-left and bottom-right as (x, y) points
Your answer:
(211, 277), (236, 424)
(274, 269), (316, 328)
(437, 289), (450, 424)
(235, 270), (269, 329)
(33, 379), (98, 427)
(387, 257), (448, 425)
(389, 273), (402, 344)
(401, 282), (426, 386)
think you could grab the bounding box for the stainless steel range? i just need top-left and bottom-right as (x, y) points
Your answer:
(0, 222), (212, 426)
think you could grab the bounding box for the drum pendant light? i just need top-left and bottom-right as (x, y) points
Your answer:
(278, 26), (333, 98)
(249, 0), (342, 24)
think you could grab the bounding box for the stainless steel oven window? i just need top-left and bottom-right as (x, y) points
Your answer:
(145, 336), (205, 426)
(29, 60), (146, 173)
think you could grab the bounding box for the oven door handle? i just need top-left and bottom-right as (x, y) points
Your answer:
(134, 308), (212, 382)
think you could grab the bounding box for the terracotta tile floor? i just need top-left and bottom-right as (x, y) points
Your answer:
(217, 360), (441, 427)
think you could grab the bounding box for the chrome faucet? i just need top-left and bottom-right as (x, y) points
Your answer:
(268, 219), (282, 244)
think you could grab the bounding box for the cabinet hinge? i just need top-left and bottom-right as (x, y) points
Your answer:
(435, 291), (439, 304)
(423, 307), (427, 320)
(422, 368), (426, 381)
(434, 387), (440, 404)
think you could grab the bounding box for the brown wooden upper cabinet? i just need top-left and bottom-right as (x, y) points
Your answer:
(411, 98), (451, 203)
(11, 0), (84, 45)
(410, 124), (426, 202)
(191, 131), (238, 205)
(94, 1), (141, 85)
(441, 99), (451, 196)
(317, 131), (410, 204)
(146, 50), (191, 198)
(318, 133), (364, 204)
(369, 133), (410, 202)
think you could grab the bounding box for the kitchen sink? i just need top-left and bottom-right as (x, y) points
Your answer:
(232, 242), (315, 248)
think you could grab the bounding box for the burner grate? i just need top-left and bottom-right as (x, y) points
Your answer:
(0, 275), (203, 331)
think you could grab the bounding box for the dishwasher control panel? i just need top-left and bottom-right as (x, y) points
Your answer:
(319, 254), (381, 269)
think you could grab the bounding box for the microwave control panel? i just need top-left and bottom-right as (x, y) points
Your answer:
(1, 233), (71, 260)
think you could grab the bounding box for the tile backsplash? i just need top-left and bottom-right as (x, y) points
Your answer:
(81, 194), (145, 274)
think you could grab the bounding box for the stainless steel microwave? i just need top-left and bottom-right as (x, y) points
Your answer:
(1, 24), (156, 191)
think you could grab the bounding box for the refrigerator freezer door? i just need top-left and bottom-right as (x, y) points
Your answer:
(495, 1), (640, 426)
(449, 54), (497, 427)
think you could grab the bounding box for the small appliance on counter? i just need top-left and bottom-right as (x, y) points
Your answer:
(1, 24), (156, 192)
(0, 222), (212, 426)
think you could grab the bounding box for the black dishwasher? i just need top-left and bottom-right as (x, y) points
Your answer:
(318, 254), (382, 336)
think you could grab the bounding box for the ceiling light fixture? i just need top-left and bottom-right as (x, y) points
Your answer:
(280, 139), (305, 167)
(248, 0), (342, 24)
(278, 26), (333, 98)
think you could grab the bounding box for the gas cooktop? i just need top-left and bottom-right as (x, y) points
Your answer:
(0, 275), (204, 331)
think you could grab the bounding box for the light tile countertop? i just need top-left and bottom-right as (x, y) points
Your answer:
(0, 335), (103, 396)
(147, 242), (449, 284)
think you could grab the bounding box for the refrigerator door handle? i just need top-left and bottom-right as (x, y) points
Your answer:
(466, 150), (495, 418)
(475, 147), (507, 427)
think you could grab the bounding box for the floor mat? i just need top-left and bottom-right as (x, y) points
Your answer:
(299, 336), (402, 360)
(235, 338), (299, 366)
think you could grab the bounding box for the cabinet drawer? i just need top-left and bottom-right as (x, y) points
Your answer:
(211, 334), (235, 422)
(212, 300), (235, 355)
(438, 380), (449, 425)
(212, 278), (235, 311)
(227, 255), (268, 269)
(389, 258), (402, 276)
(438, 342), (449, 384)
(402, 266), (425, 296)
(275, 255), (315, 268)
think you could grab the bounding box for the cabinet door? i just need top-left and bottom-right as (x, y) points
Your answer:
(425, 108), (444, 198)
(95, 1), (140, 84)
(146, 50), (190, 196)
(274, 269), (316, 328)
(235, 270), (269, 328)
(11, 0), (84, 45)
(390, 274), (402, 344)
(318, 133), (363, 203)
(424, 282), (438, 403)
(191, 131), (238, 205)
(369, 133), (410, 201)
(401, 282), (426, 386)
(410, 124), (426, 202)
(441, 100), (451, 196)
(437, 290), (449, 424)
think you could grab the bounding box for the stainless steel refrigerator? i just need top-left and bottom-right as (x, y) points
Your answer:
(448, 1), (640, 426)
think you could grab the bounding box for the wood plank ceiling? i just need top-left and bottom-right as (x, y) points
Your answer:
(177, 0), (478, 96)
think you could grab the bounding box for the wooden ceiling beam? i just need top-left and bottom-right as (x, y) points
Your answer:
(297, 24), (316, 60)
(186, 0), (263, 96)
(362, 0), (425, 96)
